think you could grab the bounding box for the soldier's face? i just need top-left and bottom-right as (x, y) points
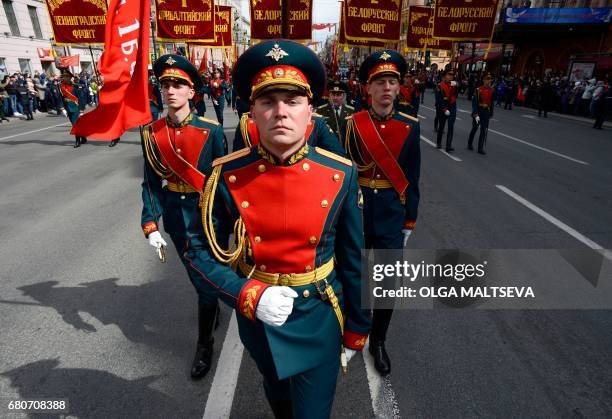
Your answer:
(161, 80), (194, 110)
(252, 90), (312, 148)
(367, 76), (399, 107)
(330, 91), (345, 107)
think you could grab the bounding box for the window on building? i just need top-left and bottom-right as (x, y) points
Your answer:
(18, 58), (32, 75)
(28, 6), (43, 39)
(0, 57), (7, 77)
(2, 0), (21, 37)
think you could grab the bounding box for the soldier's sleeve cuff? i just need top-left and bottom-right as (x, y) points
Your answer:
(142, 221), (158, 238)
(237, 279), (270, 322)
(404, 220), (416, 230)
(344, 330), (368, 351)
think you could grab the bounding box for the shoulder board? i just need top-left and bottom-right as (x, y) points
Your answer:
(397, 112), (419, 122)
(345, 114), (353, 120)
(198, 116), (220, 126)
(317, 103), (330, 110)
(212, 148), (251, 167)
(312, 112), (323, 117)
(315, 147), (353, 167)
(345, 105), (354, 110)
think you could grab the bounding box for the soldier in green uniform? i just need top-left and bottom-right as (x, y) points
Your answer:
(186, 40), (371, 418)
(140, 54), (227, 380)
(60, 70), (87, 148)
(316, 80), (354, 142)
(345, 50), (421, 376)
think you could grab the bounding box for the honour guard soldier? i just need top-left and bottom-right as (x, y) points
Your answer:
(435, 67), (458, 152)
(468, 72), (495, 155)
(316, 80), (354, 142)
(60, 70), (87, 148)
(186, 40), (371, 418)
(345, 50), (421, 376)
(397, 71), (420, 117)
(140, 54), (227, 379)
(148, 66), (163, 121)
(209, 67), (228, 125)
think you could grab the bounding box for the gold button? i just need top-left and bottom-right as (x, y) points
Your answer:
(321, 200), (328, 208)
(376, 174), (381, 179)
(258, 164), (266, 173)
(176, 148), (182, 153)
(309, 236), (317, 245)
(374, 189), (378, 194)
(241, 201), (249, 209)
(303, 290), (310, 298)
(254, 236), (261, 243)
(305, 265), (312, 272)
(228, 175), (237, 183)
(180, 195), (185, 200)
(381, 124), (385, 129)
(259, 265), (266, 272)
(302, 163), (310, 171)
(177, 130), (181, 135)
(369, 180), (376, 188)
(333, 174), (340, 182)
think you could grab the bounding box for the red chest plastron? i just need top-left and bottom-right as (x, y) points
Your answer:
(225, 158), (344, 273)
(479, 87), (493, 107)
(441, 83), (457, 104)
(359, 118), (411, 181)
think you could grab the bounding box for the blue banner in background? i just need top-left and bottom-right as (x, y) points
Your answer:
(504, 7), (612, 24)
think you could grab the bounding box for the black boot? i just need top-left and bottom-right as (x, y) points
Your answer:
(478, 149), (486, 155)
(80, 137), (87, 144)
(73, 137), (81, 148)
(191, 303), (218, 379)
(369, 340), (391, 375)
(269, 399), (293, 419)
(109, 138), (120, 147)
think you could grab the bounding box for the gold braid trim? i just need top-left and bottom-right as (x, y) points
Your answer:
(201, 165), (248, 265)
(142, 125), (171, 178)
(239, 113), (252, 147)
(344, 117), (375, 173)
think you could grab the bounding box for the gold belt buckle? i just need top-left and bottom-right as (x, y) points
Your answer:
(278, 273), (291, 286)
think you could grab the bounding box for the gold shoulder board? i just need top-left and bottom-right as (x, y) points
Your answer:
(315, 147), (353, 167)
(312, 112), (323, 117)
(198, 116), (220, 126)
(317, 103), (330, 110)
(397, 112), (419, 122)
(212, 148), (251, 167)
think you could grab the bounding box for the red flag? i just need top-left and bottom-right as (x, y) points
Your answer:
(71, 0), (151, 140)
(199, 48), (208, 74)
(59, 55), (80, 67)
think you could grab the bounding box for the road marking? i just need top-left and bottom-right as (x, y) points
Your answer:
(496, 185), (612, 262)
(417, 114), (427, 119)
(363, 340), (401, 419)
(421, 135), (462, 162)
(487, 128), (589, 165)
(421, 105), (435, 112)
(203, 314), (244, 419)
(456, 116), (463, 121)
(490, 118), (498, 122)
(459, 109), (470, 114)
(521, 114), (537, 120)
(0, 122), (70, 141)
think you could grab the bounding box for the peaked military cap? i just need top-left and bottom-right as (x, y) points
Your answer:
(233, 39), (326, 102)
(328, 80), (348, 94)
(359, 50), (407, 84)
(153, 54), (202, 90)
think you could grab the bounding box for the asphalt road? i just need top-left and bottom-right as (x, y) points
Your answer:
(0, 93), (611, 418)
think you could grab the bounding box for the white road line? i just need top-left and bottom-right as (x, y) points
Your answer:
(0, 122), (70, 141)
(363, 340), (401, 419)
(488, 128), (589, 165)
(456, 116), (463, 121)
(459, 109), (470, 113)
(420, 135), (462, 162)
(496, 185), (612, 262)
(421, 105), (435, 112)
(203, 314), (244, 419)
(521, 114), (537, 120)
(417, 114), (427, 119)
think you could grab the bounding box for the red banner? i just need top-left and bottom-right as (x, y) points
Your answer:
(44, 0), (106, 45)
(155, 0), (215, 42)
(406, 6), (453, 51)
(312, 23), (335, 31)
(59, 55), (80, 67)
(188, 5), (232, 48)
(286, 0), (312, 41)
(343, 0), (402, 43)
(432, 0), (500, 41)
(339, 3), (385, 48)
(250, 0), (281, 40)
(71, 0), (151, 140)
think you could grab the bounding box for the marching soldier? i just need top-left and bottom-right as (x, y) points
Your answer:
(435, 67), (458, 152)
(140, 54), (226, 380)
(209, 66), (228, 125)
(468, 72), (495, 155)
(345, 50), (421, 376)
(148, 66), (163, 121)
(316, 80), (354, 141)
(397, 71), (420, 117)
(186, 40), (370, 418)
(60, 70), (87, 148)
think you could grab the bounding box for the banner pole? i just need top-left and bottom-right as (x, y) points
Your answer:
(88, 46), (100, 82)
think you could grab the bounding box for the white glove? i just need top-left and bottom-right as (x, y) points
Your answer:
(402, 229), (412, 247)
(450, 80), (457, 87)
(147, 231), (167, 249)
(61, 109), (67, 116)
(414, 80), (420, 85)
(475, 116), (480, 124)
(256, 286), (298, 327)
(444, 109), (451, 116)
(345, 348), (357, 363)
